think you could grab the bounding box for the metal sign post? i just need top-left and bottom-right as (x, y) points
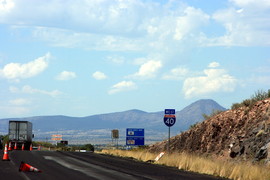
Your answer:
(111, 129), (119, 149)
(164, 109), (176, 154)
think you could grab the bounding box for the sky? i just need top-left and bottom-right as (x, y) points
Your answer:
(0, 0), (270, 118)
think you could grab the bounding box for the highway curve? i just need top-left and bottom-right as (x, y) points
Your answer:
(0, 150), (227, 180)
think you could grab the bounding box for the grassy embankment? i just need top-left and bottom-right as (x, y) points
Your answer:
(101, 149), (270, 180)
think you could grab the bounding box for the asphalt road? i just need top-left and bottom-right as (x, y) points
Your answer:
(0, 150), (227, 180)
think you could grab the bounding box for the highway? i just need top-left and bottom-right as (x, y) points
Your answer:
(0, 150), (226, 180)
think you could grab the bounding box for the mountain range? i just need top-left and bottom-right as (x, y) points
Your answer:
(0, 99), (226, 144)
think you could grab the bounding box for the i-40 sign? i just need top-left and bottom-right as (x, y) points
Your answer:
(164, 115), (176, 127)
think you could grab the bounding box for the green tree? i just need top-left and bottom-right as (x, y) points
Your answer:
(81, 144), (94, 152)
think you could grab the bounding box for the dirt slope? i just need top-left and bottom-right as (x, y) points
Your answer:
(148, 99), (270, 161)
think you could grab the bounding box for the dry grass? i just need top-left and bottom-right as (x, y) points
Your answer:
(101, 149), (157, 162)
(100, 149), (270, 180)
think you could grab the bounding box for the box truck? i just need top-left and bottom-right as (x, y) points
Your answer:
(9, 121), (34, 150)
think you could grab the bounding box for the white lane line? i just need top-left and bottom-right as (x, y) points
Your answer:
(43, 156), (137, 180)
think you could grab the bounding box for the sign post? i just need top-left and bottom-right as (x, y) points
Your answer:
(51, 134), (63, 145)
(164, 109), (176, 154)
(111, 129), (119, 149)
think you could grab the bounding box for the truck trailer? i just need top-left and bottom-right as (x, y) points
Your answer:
(9, 121), (34, 150)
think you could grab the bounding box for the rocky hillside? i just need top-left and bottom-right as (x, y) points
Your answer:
(148, 99), (270, 161)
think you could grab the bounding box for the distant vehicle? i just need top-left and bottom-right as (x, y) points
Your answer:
(9, 121), (34, 150)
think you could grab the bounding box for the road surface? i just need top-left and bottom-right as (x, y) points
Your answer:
(0, 150), (227, 180)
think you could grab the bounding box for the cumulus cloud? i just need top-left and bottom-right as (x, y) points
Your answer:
(183, 62), (237, 98)
(10, 85), (62, 97)
(108, 81), (137, 94)
(130, 60), (162, 79)
(0, 0), (268, 52)
(0, 0), (212, 54)
(174, 7), (209, 41)
(0, 53), (50, 80)
(162, 67), (189, 80)
(56, 71), (77, 81)
(205, 0), (270, 46)
(0, 0), (15, 14)
(92, 71), (107, 80)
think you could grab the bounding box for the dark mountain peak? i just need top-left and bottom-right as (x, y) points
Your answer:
(188, 99), (223, 107)
(180, 99), (226, 114)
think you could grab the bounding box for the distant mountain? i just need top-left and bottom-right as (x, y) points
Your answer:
(0, 99), (226, 144)
(175, 99), (227, 130)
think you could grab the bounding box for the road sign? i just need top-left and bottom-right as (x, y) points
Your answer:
(51, 134), (62, 138)
(126, 128), (144, 137)
(126, 137), (144, 146)
(51, 137), (62, 141)
(164, 109), (175, 114)
(111, 129), (119, 139)
(164, 109), (176, 154)
(126, 128), (144, 146)
(164, 116), (176, 127)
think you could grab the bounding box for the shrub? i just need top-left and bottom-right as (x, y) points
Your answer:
(202, 110), (224, 120)
(231, 89), (270, 110)
(252, 89), (270, 101)
(231, 103), (242, 110)
(81, 144), (95, 152)
(189, 122), (199, 129)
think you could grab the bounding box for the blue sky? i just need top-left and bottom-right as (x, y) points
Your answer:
(0, 0), (270, 118)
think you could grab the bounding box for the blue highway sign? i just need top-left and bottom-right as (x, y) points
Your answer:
(126, 128), (145, 146)
(165, 109), (175, 114)
(164, 116), (176, 127)
(126, 137), (145, 146)
(126, 128), (144, 137)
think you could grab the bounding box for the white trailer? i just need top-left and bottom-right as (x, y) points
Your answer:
(9, 121), (34, 150)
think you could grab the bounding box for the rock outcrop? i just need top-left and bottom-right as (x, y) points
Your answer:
(148, 99), (270, 162)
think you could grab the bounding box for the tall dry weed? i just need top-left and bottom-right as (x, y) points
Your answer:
(101, 149), (270, 180)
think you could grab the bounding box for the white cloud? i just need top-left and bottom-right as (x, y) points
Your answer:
(205, 0), (270, 46)
(108, 81), (137, 94)
(10, 85), (62, 97)
(0, 0), (15, 14)
(249, 76), (270, 85)
(107, 55), (125, 64)
(130, 60), (162, 79)
(9, 98), (31, 106)
(208, 62), (220, 68)
(9, 86), (19, 93)
(162, 67), (189, 80)
(0, 0), (268, 58)
(92, 71), (107, 80)
(230, 0), (270, 8)
(0, 53), (50, 80)
(0, 106), (30, 116)
(183, 64), (237, 98)
(32, 27), (142, 51)
(174, 7), (209, 41)
(0, 1), (211, 54)
(56, 71), (77, 81)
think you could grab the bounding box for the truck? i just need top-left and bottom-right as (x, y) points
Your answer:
(9, 121), (34, 150)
